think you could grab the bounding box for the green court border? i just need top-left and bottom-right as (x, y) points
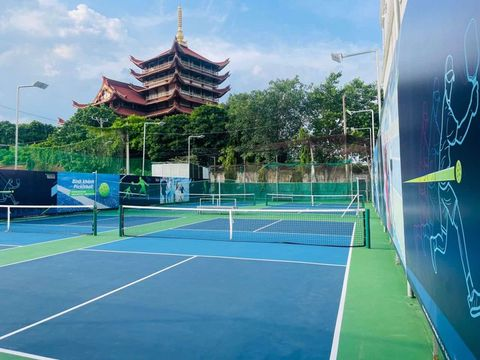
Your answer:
(337, 204), (438, 359)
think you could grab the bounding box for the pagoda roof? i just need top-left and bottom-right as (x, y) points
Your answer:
(130, 40), (229, 71)
(144, 87), (216, 106)
(130, 55), (230, 83)
(98, 77), (146, 105)
(147, 103), (194, 118)
(132, 71), (230, 96)
(73, 77), (147, 109)
(130, 60), (230, 84)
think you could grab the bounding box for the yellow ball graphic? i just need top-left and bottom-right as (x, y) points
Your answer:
(98, 182), (110, 197)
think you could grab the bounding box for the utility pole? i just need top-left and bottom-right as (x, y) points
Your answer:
(125, 128), (130, 175)
(92, 116), (109, 128)
(342, 94), (348, 180)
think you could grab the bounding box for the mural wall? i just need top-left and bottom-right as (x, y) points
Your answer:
(378, 49), (407, 265)
(395, 0), (480, 357)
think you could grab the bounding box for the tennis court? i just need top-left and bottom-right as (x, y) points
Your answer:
(0, 203), (357, 359)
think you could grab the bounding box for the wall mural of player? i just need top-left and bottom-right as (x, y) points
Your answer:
(398, 1), (480, 355)
(0, 178), (20, 205)
(405, 19), (480, 318)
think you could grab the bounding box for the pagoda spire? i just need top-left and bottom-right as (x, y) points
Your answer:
(176, 3), (187, 46)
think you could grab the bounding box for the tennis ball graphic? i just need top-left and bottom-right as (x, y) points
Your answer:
(98, 182), (110, 197)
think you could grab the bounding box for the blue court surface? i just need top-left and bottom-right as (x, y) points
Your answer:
(0, 232), (351, 359)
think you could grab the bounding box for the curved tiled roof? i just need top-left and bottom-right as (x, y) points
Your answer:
(130, 40), (229, 71)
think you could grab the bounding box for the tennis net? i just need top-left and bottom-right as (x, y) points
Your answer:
(265, 193), (363, 209)
(0, 205), (98, 235)
(189, 193), (256, 206)
(119, 205), (370, 247)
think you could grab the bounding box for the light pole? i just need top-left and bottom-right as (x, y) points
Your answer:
(331, 49), (381, 146)
(346, 109), (375, 151)
(349, 126), (373, 165)
(142, 121), (165, 176)
(347, 108), (375, 203)
(15, 81), (48, 169)
(187, 135), (204, 178)
(91, 116), (109, 128)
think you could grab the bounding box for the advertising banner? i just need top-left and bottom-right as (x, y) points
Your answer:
(57, 172), (119, 209)
(120, 175), (190, 206)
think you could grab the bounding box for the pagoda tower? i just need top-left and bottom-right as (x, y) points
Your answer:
(74, 5), (230, 118)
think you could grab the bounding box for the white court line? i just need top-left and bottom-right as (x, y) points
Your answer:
(0, 347), (57, 360)
(0, 244), (20, 251)
(81, 248), (347, 268)
(329, 222), (356, 359)
(0, 256), (196, 341)
(253, 219), (282, 232)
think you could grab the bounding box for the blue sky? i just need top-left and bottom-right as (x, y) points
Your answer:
(0, 0), (381, 126)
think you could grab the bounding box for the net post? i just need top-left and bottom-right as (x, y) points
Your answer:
(119, 205), (124, 237)
(365, 208), (371, 248)
(229, 209), (233, 240)
(6, 206), (11, 232)
(92, 205), (98, 236)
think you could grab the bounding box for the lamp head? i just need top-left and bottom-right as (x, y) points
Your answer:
(33, 81), (48, 90)
(331, 53), (343, 63)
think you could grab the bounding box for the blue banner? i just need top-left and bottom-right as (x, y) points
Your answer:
(57, 172), (119, 209)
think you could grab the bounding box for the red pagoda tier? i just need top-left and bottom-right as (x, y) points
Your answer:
(73, 6), (230, 118)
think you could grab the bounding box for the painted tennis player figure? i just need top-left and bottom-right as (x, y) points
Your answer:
(0, 179), (20, 204)
(430, 19), (480, 318)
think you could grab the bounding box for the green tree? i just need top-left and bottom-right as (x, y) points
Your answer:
(219, 145), (237, 180)
(19, 121), (55, 144)
(147, 114), (190, 162)
(35, 106), (122, 172)
(308, 72), (377, 163)
(226, 77), (309, 163)
(186, 105), (229, 165)
(0, 121), (15, 145)
(69, 105), (117, 128)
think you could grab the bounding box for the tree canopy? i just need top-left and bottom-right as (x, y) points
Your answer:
(1, 72), (378, 174)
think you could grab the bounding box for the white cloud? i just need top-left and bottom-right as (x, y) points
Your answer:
(252, 64), (263, 76)
(190, 36), (380, 93)
(64, 4), (125, 41)
(0, 2), (126, 41)
(43, 63), (60, 77)
(0, 1), (381, 124)
(53, 44), (76, 59)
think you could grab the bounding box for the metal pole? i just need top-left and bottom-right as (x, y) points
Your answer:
(126, 130), (130, 175)
(275, 154), (279, 194)
(142, 123), (147, 176)
(243, 157), (246, 196)
(187, 136), (191, 178)
(375, 50), (381, 144)
(14, 86), (20, 170)
(142, 121), (164, 176)
(370, 110), (376, 205)
(310, 144), (315, 206)
(342, 94), (348, 179)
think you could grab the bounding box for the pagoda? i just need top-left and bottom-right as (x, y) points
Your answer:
(73, 5), (230, 118)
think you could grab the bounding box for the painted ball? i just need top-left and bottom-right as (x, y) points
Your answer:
(98, 182), (110, 197)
